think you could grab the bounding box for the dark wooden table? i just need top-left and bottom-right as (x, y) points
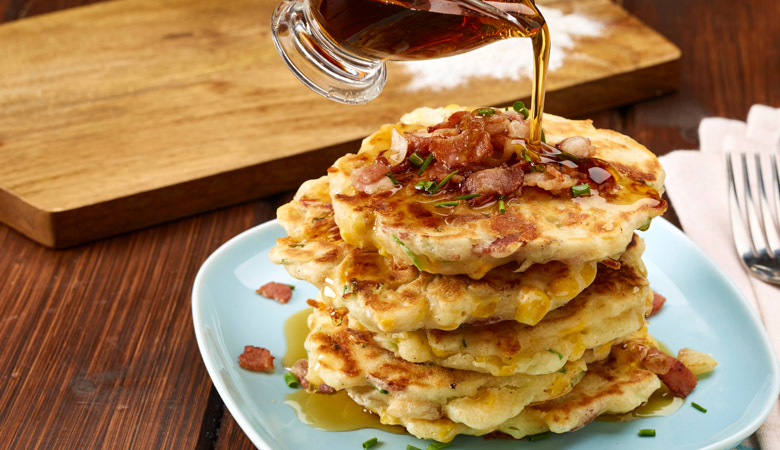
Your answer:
(1, 0), (777, 448)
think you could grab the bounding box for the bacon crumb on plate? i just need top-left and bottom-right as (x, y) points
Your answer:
(238, 346), (275, 372)
(649, 292), (666, 317)
(256, 282), (293, 304)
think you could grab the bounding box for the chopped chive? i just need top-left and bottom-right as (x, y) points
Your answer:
(343, 284), (353, 296)
(691, 402), (707, 413)
(418, 153), (434, 176)
(288, 243), (305, 248)
(362, 437), (378, 449)
(431, 170), (459, 193)
(528, 431), (550, 441)
(638, 217), (652, 231)
(392, 234), (423, 271)
(434, 201), (459, 208)
(374, 386), (389, 394)
(386, 172), (400, 185)
(522, 149), (532, 162)
(407, 446), (421, 450)
(512, 101), (530, 119)
(415, 180), (435, 192)
(531, 164), (546, 173)
(638, 429), (656, 437)
(571, 184), (591, 197)
(547, 349), (563, 360)
(426, 443), (452, 450)
(283, 371), (300, 388)
(541, 129), (546, 143)
(456, 194), (481, 200)
(557, 366), (567, 374)
(312, 216), (325, 221)
(408, 152), (425, 167)
(477, 108), (495, 116)
(462, 338), (467, 347)
(288, 284), (295, 290)
(498, 196), (506, 214)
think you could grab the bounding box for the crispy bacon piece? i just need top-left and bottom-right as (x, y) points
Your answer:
(256, 282), (293, 304)
(350, 161), (394, 194)
(642, 347), (698, 397)
(463, 165), (524, 197)
(649, 292), (666, 317)
(238, 346), (275, 372)
(290, 359), (336, 393)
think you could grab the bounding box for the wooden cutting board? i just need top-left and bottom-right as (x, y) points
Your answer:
(0, 0), (679, 248)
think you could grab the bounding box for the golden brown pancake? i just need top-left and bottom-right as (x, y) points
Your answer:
(328, 106), (666, 278)
(271, 176), (599, 332)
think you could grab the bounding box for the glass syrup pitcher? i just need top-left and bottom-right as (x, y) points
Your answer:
(271, 0), (549, 142)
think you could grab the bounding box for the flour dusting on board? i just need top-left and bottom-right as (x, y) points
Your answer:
(397, 6), (602, 91)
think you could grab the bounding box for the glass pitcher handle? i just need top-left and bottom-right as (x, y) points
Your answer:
(271, 0), (387, 104)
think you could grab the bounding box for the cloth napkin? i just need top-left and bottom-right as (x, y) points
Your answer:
(659, 104), (780, 450)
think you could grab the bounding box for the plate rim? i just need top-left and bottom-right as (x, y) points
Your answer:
(192, 217), (780, 450)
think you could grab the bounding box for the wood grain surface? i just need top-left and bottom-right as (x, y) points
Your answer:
(0, 0), (777, 449)
(0, 0), (680, 248)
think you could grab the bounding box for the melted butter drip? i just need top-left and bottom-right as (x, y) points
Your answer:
(282, 307), (405, 434)
(597, 385), (683, 422)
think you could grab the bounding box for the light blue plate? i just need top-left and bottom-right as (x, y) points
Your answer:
(192, 218), (779, 450)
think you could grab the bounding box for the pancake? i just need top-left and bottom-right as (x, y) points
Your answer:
(328, 105), (667, 278)
(357, 334), (663, 442)
(271, 176), (598, 332)
(304, 304), (589, 433)
(368, 237), (651, 375)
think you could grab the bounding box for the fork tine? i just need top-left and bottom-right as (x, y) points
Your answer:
(727, 152), (757, 259)
(756, 153), (780, 257)
(742, 153), (770, 258)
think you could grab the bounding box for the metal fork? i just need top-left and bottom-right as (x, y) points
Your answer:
(726, 152), (780, 285)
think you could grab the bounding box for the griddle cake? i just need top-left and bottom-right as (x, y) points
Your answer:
(328, 106), (667, 278)
(368, 237), (650, 375)
(272, 176), (597, 332)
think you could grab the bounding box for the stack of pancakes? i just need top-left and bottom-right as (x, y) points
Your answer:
(270, 106), (710, 442)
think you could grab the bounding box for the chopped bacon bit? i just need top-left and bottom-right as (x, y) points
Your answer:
(256, 282), (293, 304)
(290, 359), (337, 393)
(463, 165), (524, 197)
(642, 347), (697, 397)
(350, 161), (394, 194)
(238, 346), (275, 372)
(649, 292), (666, 317)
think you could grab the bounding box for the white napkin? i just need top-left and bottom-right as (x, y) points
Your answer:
(659, 104), (780, 450)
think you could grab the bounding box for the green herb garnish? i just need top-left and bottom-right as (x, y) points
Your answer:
(415, 180), (435, 192)
(288, 284), (295, 291)
(557, 366), (567, 374)
(477, 108), (495, 116)
(570, 370), (586, 387)
(547, 349), (563, 360)
(528, 431), (550, 441)
(571, 184), (591, 197)
(498, 196), (506, 214)
(288, 243), (305, 248)
(691, 402), (707, 413)
(541, 128), (546, 143)
(392, 234), (423, 271)
(418, 153), (434, 176)
(435, 201), (459, 208)
(522, 149), (532, 162)
(362, 437), (378, 449)
(426, 442), (452, 450)
(374, 386), (389, 394)
(638, 429), (656, 437)
(386, 172), (400, 185)
(408, 152), (425, 166)
(283, 372), (300, 388)
(531, 164), (546, 173)
(513, 100), (530, 119)
(456, 194), (481, 200)
(462, 338), (467, 347)
(407, 446), (421, 450)
(431, 170), (459, 194)
(638, 217), (652, 231)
